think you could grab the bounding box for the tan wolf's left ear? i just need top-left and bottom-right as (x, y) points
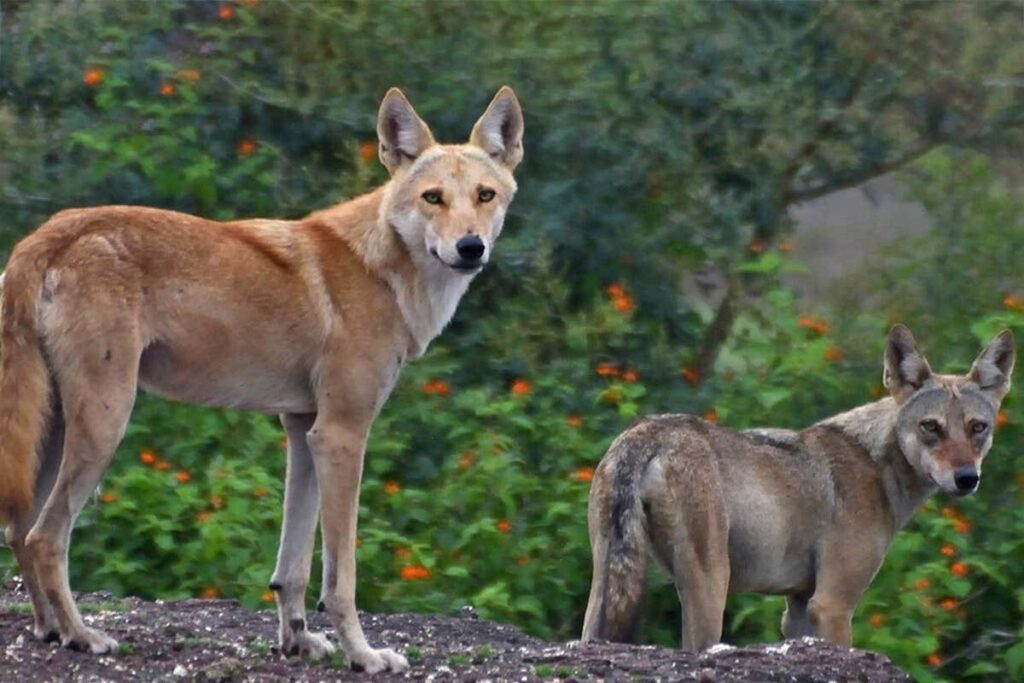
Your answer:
(968, 329), (1015, 402)
(377, 88), (436, 175)
(884, 325), (934, 403)
(469, 86), (524, 170)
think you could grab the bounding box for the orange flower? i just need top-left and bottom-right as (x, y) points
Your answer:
(824, 346), (843, 362)
(252, 487), (269, 498)
(596, 362), (619, 377)
(383, 480), (401, 495)
(997, 411), (1008, 428)
(516, 555), (531, 566)
(940, 544), (956, 557)
(566, 415), (583, 429)
(195, 510), (212, 523)
(358, 140), (377, 163)
(83, 69), (104, 87)
(399, 565), (431, 581)
(606, 283), (626, 299)
(510, 378), (531, 396)
(748, 238), (765, 253)
(779, 239), (794, 253)
(139, 451), (157, 466)
(681, 366), (699, 386)
(218, 5), (235, 20)
(868, 613), (885, 627)
(703, 409), (719, 423)
(950, 562), (968, 577)
(574, 467), (594, 483)
(926, 653), (942, 667)
(1003, 295), (1023, 311)
(612, 294), (635, 314)
(457, 452), (477, 470)
(200, 586), (221, 599)
(210, 495), (224, 509)
(175, 470), (191, 483)
(496, 518), (512, 533)
(939, 598), (957, 611)
(237, 138), (258, 156)
(177, 69), (202, 82)
(261, 590), (275, 603)
(100, 492), (118, 504)
(160, 83), (176, 97)
(797, 315), (830, 335)
(941, 506), (959, 519)
(913, 578), (931, 590)
(421, 379), (450, 396)
(155, 460), (170, 472)
(621, 370), (638, 383)
(393, 547), (410, 559)
(953, 518), (971, 534)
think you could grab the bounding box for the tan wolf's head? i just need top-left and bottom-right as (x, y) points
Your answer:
(376, 86), (523, 274)
(885, 325), (1015, 496)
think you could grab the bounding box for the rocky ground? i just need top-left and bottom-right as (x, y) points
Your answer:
(1, 582), (910, 682)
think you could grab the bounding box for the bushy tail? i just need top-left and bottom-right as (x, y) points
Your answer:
(581, 433), (654, 643)
(0, 245), (52, 523)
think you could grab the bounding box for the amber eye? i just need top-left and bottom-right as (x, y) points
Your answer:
(422, 191), (443, 205)
(970, 421), (989, 434)
(919, 420), (941, 434)
(478, 188), (496, 203)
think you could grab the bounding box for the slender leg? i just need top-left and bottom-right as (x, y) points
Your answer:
(268, 412), (334, 659)
(308, 417), (408, 673)
(781, 594), (813, 638)
(807, 535), (887, 646)
(5, 413), (64, 641)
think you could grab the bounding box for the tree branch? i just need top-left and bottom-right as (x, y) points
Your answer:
(785, 142), (938, 204)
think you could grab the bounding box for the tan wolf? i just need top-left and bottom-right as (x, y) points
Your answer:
(0, 86), (524, 672)
(581, 325), (1014, 650)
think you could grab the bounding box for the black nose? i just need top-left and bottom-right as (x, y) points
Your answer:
(953, 467), (980, 492)
(456, 235), (485, 261)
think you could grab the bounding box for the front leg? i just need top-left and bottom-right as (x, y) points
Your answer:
(307, 415), (409, 674)
(268, 413), (335, 660)
(807, 534), (887, 646)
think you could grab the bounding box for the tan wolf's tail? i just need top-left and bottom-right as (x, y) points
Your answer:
(581, 440), (652, 643)
(0, 242), (53, 523)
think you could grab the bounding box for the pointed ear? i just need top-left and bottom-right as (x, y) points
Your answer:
(883, 325), (934, 402)
(469, 86), (524, 170)
(969, 329), (1015, 402)
(376, 88), (435, 175)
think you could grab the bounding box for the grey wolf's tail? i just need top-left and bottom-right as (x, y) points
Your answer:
(581, 431), (654, 643)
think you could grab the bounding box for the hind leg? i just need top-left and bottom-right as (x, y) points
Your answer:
(781, 594), (813, 638)
(5, 413), (64, 641)
(25, 332), (139, 653)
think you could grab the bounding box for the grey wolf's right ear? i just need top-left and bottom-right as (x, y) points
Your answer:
(376, 88), (436, 175)
(884, 325), (933, 403)
(469, 86), (524, 170)
(969, 329), (1015, 402)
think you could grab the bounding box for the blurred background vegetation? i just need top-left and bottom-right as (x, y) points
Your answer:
(1, 1), (1023, 680)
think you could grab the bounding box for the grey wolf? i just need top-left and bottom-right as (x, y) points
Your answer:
(0, 86), (524, 673)
(581, 325), (1014, 650)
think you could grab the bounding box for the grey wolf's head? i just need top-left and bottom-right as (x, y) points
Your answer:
(885, 325), (1015, 496)
(376, 86), (524, 275)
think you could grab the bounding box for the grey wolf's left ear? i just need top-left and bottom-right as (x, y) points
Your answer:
(469, 86), (524, 170)
(969, 329), (1015, 402)
(884, 325), (934, 403)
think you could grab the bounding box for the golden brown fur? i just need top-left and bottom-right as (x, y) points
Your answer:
(0, 86), (524, 672)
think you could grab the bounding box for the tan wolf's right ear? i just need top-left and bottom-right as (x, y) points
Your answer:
(376, 88), (436, 175)
(968, 329), (1015, 402)
(884, 325), (934, 403)
(469, 86), (524, 170)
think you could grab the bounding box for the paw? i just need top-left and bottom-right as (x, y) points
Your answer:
(32, 617), (60, 643)
(281, 630), (336, 660)
(349, 647), (410, 674)
(62, 626), (118, 654)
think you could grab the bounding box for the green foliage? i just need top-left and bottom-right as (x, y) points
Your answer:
(0, 3), (1021, 683)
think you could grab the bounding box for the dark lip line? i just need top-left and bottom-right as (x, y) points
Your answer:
(429, 248), (484, 273)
